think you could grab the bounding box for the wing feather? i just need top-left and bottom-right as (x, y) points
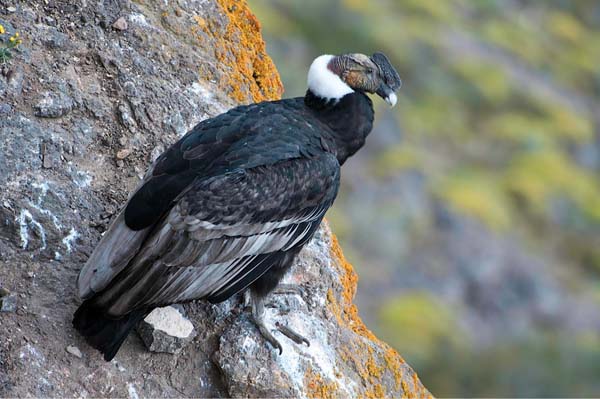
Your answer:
(93, 153), (340, 317)
(77, 210), (152, 300)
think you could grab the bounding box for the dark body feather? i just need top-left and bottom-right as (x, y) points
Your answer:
(74, 90), (375, 360)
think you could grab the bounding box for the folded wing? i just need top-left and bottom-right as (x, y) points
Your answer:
(90, 153), (340, 317)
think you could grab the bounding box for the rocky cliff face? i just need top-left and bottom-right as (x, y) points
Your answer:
(0, 0), (429, 397)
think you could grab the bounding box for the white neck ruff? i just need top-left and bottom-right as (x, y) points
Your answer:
(307, 55), (354, 100)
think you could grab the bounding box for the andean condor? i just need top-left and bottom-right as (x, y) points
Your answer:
(73, 52), (402, 361)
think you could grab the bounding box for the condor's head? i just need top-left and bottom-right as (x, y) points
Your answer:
(307, 52), (402, 106)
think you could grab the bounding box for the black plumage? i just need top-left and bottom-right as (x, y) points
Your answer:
(73, 51), (401, 360)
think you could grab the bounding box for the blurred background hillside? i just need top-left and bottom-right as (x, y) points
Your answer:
(249, 0), (600, 396)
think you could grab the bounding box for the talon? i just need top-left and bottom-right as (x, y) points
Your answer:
(249, 290), (308, 354)
(256, 320), (283, 354)
(251, 292), (284, 354)
(275, 321), (310, 347)
(243, 290), (252, 308)
(271, 283), (304, 297)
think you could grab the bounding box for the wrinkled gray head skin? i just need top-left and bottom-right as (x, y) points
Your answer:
(329, 51), (402, 106)
(370, 52), (402, 103)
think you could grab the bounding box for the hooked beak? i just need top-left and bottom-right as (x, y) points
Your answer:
(385, 92), (397, 107)
(376, 84), (398, 107)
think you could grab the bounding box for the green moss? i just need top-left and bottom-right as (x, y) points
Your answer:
(486, 111), (593, 147)
(378, 293), (463, 366)
(482, 20), (546, 66)
(547, 11), (586, 43)
(503, 148), (600, 223)
(397, 0), (457, 24)
(438, 171), (512, 230)
(400, 95), (470, 138)
(485, 113), (552, 146)
(371, 145), (421, 178)
(544, 105), (594, 142)
(451, 59), (511, 104)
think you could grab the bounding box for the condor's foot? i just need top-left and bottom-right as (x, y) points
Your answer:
(250, 293), (310, 354)
(275, 321), (310, 347)
(270, 283), (305, 297)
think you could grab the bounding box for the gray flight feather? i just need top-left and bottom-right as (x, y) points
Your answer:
(77, 209), (151, 300)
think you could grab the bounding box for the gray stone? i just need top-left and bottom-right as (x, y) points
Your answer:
(117, 103), (136, 130)
(123, 81), (138, 98)
(0, 103), (12, 114)
(34, 91), (74, 118)
(137, 306), (196, 354)
(66, 345), (82, 358)
(42, 28), (70, 49)
(0, 295), (17, 312)
(6, 67), (24, 95)
(41, 140), (61, 169)
(115, 148), (131, 160)
(112, 17), (128, 31)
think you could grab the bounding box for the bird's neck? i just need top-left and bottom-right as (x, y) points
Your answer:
(304, 90), (374, 164)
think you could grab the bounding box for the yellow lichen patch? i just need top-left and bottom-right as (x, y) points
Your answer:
(384, 346), (406, 389)
(399, 369), (430, 399)
(365, 347), (384, 379)
(412, 372), (427, 398)
(365, 383), (385, 399)
(400, 380), (410, 398)
(329, 234), (381, 342)
(195, 0), (283, 103)
(193, 15), (207, 29)
(342, 343), (384, 385)
(304, 367), (340, 399)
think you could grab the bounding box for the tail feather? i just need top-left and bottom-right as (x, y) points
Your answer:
(73, 300), (148, 361)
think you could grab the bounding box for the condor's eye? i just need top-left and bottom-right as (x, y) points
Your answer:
(366, 67), (374, 75)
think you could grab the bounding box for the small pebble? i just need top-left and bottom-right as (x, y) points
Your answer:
(0, 295), (17, 312)
(34, 91), (74, 118)
(112, 17), (128, 31)
(137, 306), (196, 354)
(66, 345), (82, 358)
(116, 148), (131, 160)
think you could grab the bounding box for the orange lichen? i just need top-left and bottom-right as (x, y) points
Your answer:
(384, 346), (406, 389)
(329, 234), (379, 342)
(193, 0), (283, 103)
(193, 15), (207, 28)
(304, 367), (340, 399)
(328, 233), (433, 399)
(365, 383), (386, 399)
(401, 380), (411, 398)
(365, 350), (384, 379)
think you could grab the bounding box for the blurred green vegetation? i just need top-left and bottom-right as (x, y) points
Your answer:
(378, 292), (600, 397)
(251, 0), (600, 396)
